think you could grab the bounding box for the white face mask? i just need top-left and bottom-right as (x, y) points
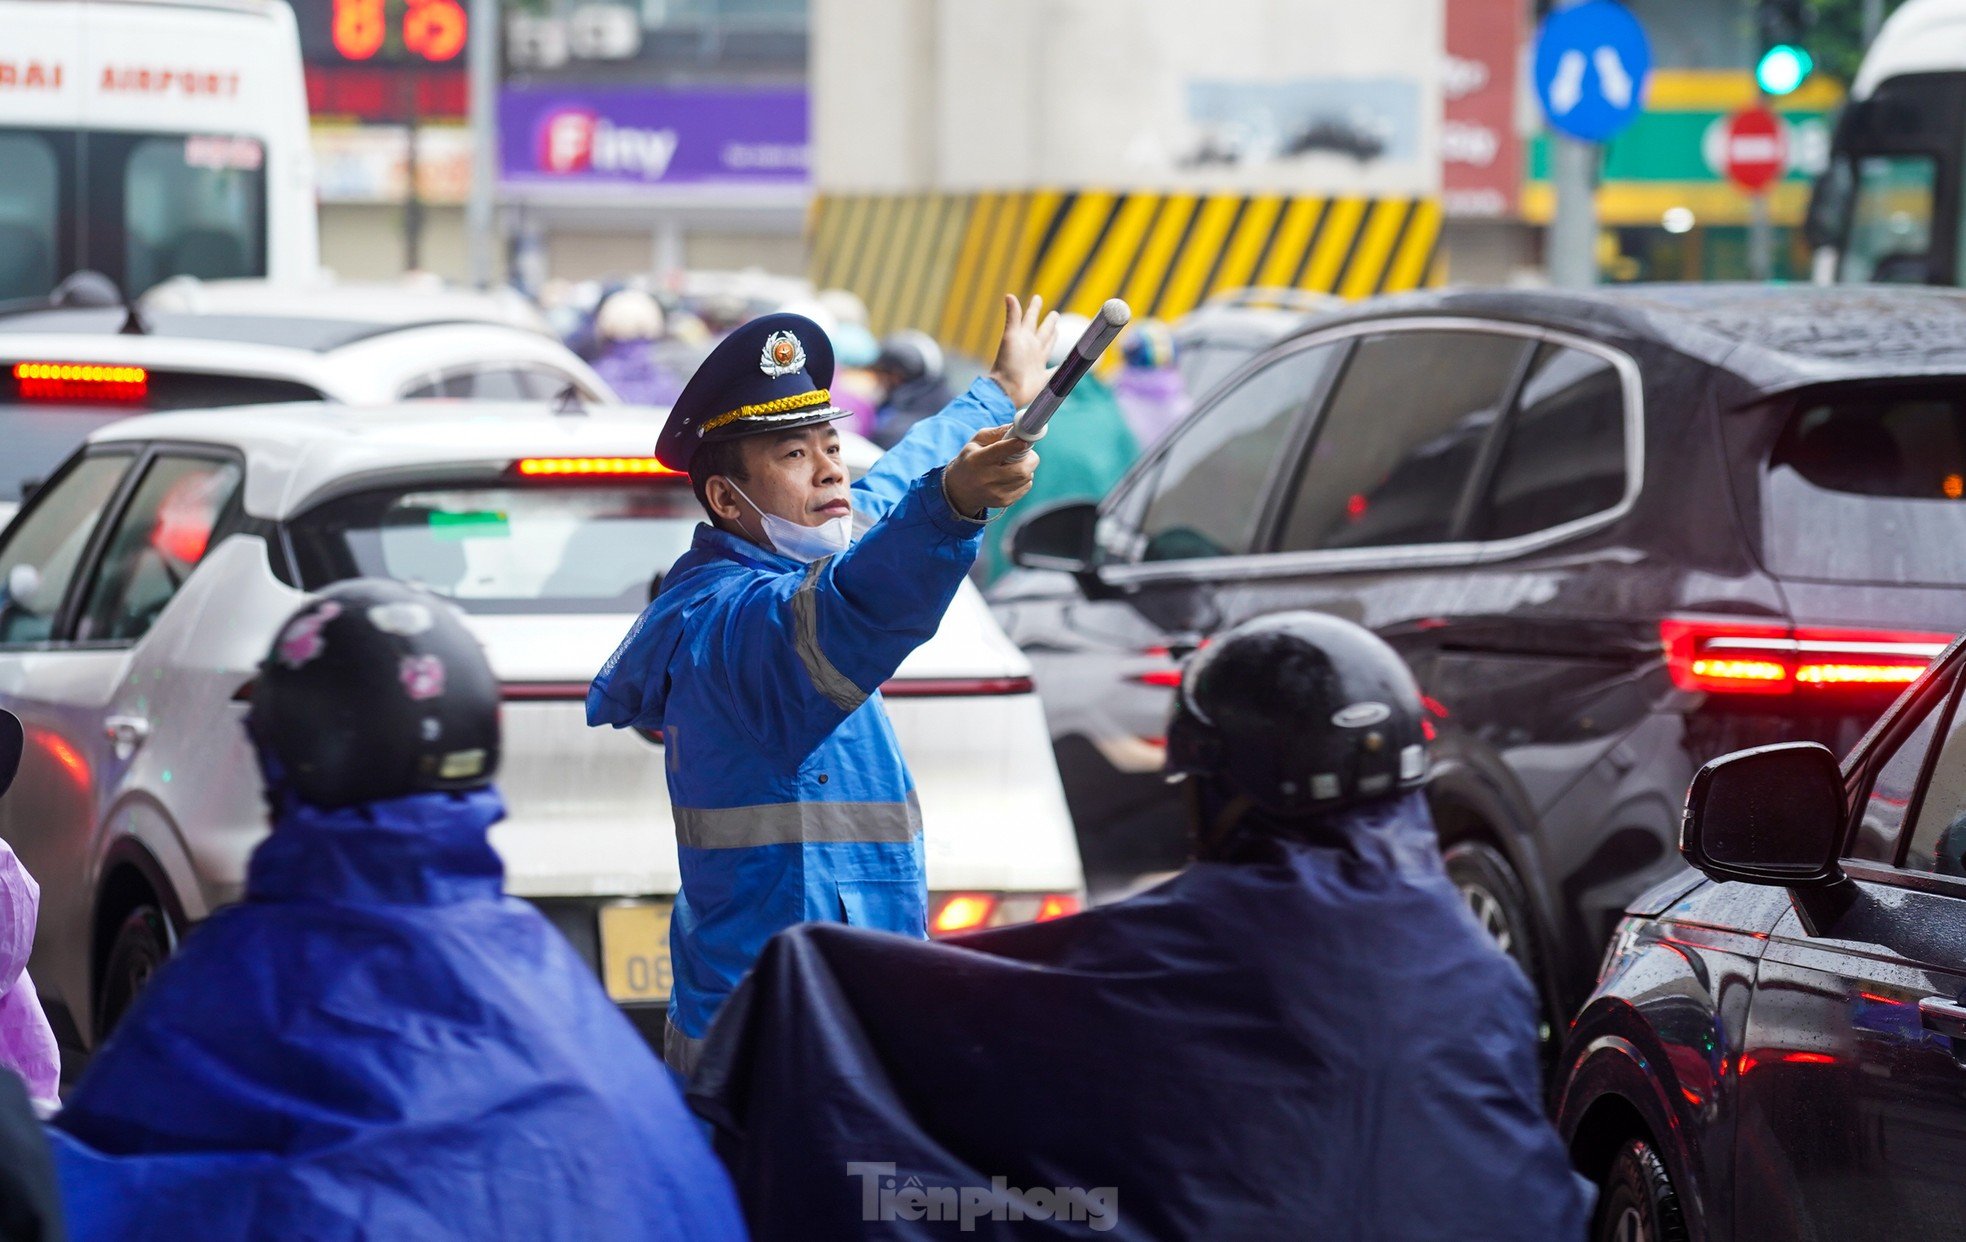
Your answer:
(725, 480), (853, 563)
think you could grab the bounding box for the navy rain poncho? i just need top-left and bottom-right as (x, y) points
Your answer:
(691, 794), (1591, 1240)
(48, 787), (746, 1242)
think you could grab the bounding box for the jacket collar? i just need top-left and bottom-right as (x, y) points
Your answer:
(687, 521), (801, 573)
(246, 787), (508, 907)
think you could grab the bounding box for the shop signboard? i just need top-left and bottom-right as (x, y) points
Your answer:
(498, 86), (809, 193)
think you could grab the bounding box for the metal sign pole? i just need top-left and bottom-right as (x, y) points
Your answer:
(467, 0), (500, 288)
(1549, 135), (1598, 288)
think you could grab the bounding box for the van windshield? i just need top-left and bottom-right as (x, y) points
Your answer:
(1758, 387), (1966, 586)
(0, 127), (267, 300)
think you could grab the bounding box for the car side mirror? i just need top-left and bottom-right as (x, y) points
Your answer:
(1008, 501), (1099, 574)
(0, 708), (17, 800)
(1682, 741), (1846, 888)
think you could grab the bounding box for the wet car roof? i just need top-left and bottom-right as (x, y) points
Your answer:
(0, 309), (474, 353)
(1298, 283), (1966, 397)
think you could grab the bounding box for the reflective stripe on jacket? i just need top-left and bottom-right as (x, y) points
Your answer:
(588, 378), (1011, 1039)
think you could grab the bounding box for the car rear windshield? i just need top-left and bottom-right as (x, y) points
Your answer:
(0, 371), (326, 501)
(1758, 388), (1966, 586)
(288, 482), (705, 614)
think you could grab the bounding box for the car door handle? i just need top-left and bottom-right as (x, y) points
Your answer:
(1918, 997), (1966, 1041)
(105, 715), (150, 759)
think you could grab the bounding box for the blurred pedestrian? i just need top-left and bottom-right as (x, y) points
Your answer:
(868, 330), (957, 449)
(1113, 318), (1191, 447)
(689, 614), (1593, 1241)
(826, 320), (883, 440)
(48, 581), (745, 1242)
(592, 289), (686, 407)
(588, 295), (1057, 1078)
(0, 711), (58, 1119)
(980, 312), (1139, 582)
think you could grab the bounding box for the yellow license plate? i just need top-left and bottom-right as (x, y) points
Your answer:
(599, 900), (674, 1004)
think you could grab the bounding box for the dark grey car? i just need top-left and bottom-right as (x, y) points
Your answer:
(990, 283), (1966, 1031)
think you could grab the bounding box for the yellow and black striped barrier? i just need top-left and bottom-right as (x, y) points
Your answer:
(808, 190), (1442, 358)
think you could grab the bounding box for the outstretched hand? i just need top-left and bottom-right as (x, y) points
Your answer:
(988, 293), (1061, 409)
(943, 424), (1038, 518)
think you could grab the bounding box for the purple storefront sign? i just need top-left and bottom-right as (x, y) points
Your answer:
(499, 87), (808, 189)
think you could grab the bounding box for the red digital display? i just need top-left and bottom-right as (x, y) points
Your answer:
(296, 0), (469, 66)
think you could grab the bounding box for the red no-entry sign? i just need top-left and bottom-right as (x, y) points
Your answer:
(1721, 107), (1787, 194)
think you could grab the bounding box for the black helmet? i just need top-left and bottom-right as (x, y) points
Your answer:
(1165, 612), (1427, 819)
(246, 580), (500, 809)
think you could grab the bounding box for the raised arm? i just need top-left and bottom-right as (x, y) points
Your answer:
(853, 294), (1059, 520)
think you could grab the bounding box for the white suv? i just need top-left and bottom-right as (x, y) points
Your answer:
(0, 402), (1084, 1065)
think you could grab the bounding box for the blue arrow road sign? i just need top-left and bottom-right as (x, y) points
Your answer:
(1533, 0), (1652, 143)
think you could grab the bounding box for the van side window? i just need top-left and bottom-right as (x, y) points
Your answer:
(1130, 343), (1338, 563)
(74, 456), (243, 644)
(1276, 331), (1530, 553)
(0, 133), (60, 300)
(1472, 346), (1628, 541)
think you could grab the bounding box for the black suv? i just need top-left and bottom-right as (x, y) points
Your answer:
(989, 284), (1966, 1031)
(1558, 636), (1966, 1241)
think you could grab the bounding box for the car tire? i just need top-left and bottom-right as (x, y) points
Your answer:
(95, 903), (174, 1040)
(1594, 1137), (1689, 1242)
(1441, 838), (1538, 973)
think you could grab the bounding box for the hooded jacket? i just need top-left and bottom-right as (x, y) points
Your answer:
(690, 794), (1593, 1241)
(587, 378), (1011, 1043)
(47, 788), (746, 1242)
(0, 839), (59, 1113)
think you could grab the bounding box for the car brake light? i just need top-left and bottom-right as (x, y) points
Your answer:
(929, 891), (1081, 936)
(1662, 617), (1953, 696)
(512, 457), (683, 477)
(931, 893), (995, 934)
(1035, 894), (1080, 921)
(13, 361), (148, 403)
(1132, 642), (1209, 688)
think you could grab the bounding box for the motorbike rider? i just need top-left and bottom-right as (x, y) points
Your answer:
(47, 581), (745, 1242)
(691, 611), (1592, 1240)
(0, 707), (65, 1242)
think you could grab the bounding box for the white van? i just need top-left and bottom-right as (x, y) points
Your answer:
(0, 0), (317, 301)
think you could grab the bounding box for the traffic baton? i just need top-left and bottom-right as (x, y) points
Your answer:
(1006, 298), (1131, 461)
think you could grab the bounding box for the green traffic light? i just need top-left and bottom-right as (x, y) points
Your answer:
(1757, 44), (1813, 96)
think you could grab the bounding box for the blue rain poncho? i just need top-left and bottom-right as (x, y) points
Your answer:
(47, 788), (746, 1242)
(691, 794), (1592, 1240)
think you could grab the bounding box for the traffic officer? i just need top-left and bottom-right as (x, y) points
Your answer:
(688, 613), (1593, 1239)
(588, 294), (1058, 1076)
(49, 581), (745, 1241)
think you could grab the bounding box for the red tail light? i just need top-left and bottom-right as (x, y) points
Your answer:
(929, 891), (1082, 936)
(13, 361), (148, 403)
(1035, 894), (1080, 921)
(931, 893), (995, 935)
(1662, 617), (1953, 697)
(1131, 642), (1210, 688)
(512, 457), (683, 477)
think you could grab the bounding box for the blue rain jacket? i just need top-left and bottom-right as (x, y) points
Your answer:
(588, 378), (1010, 1041)
(691, 794), (1594, 1241)
(47, 788), (746, 1242)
